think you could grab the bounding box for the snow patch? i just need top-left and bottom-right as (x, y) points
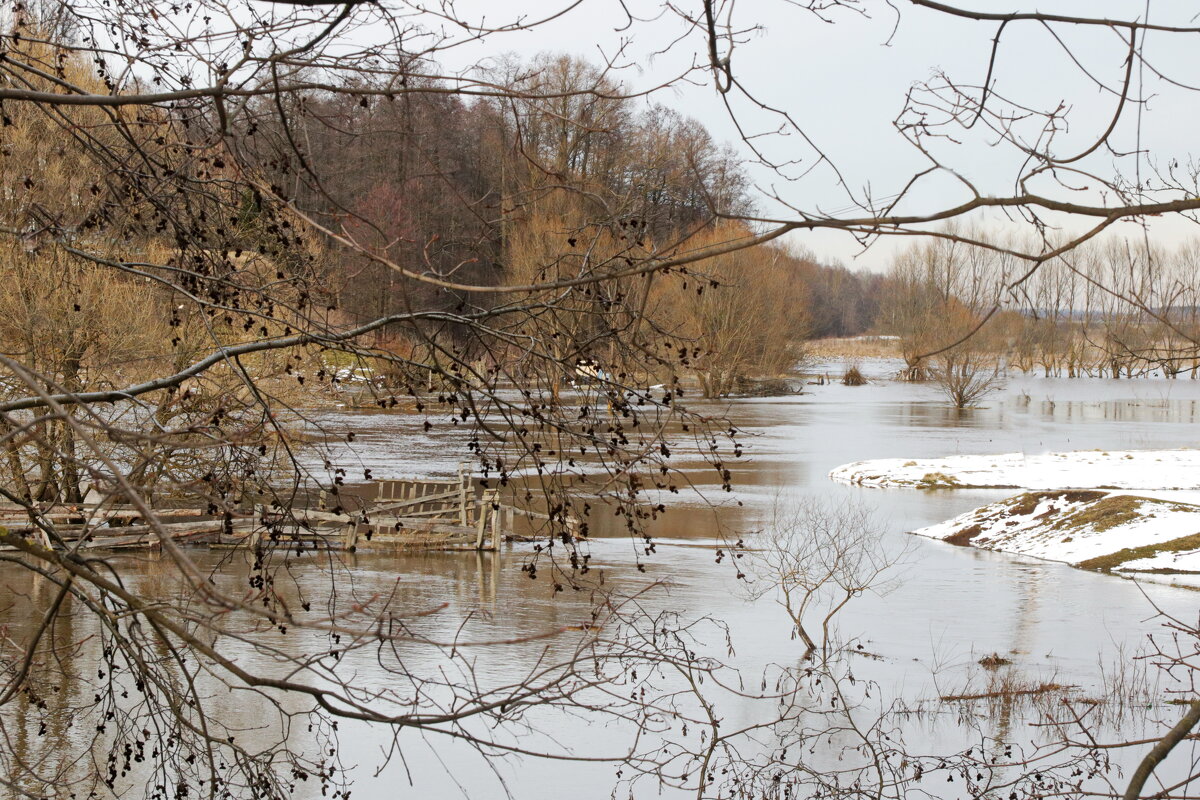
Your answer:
(830, 449), (1200, 491)
(913, 490), (1200, 574)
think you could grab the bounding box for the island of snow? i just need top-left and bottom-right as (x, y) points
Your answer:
(913, 490), (1200, 575)
(829, 449), (1200, 490)
(828, 449), (1200, 579)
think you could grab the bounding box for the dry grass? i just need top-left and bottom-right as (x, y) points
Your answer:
(1001, 490), (1106, 518)
(941, 682), (1070, 702)
(915, 472), (963, 489)
(940, 657), (1076, 705)
(841, 365), (868, 386)
(944, 523), (984, 546)
(1051, 494), (1147, 534)
(807, 336), (902, 360)
(1077, 531), (1200, 572)
(978, 653), (1013, 669)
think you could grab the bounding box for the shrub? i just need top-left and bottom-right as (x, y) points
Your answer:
(841, 365), (868, 386)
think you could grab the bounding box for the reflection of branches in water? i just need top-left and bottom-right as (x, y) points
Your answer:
(0, 551), (788, 798)
(624, 640), (1194, 800)
(3, 513), (1200, 799)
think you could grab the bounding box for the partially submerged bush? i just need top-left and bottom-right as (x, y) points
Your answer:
(841, 365), (868, 386)
(743, 496), (908, 660)
(930, 348), (1002, 408)
(979, 653), (1013, 669)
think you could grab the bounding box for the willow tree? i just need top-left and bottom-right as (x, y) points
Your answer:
(653, 223), (811, 397)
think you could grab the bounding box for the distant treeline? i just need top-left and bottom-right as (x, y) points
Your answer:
(1, 34), (895, 424)
(881, 232), (1200, 382)
(239, 54), (750, 325)
(793, 261), (887, 338)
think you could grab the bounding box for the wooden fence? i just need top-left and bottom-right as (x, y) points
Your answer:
(0, 466), (579, 553)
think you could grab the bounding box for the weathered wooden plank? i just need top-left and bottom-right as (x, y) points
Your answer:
(90, 527), (227, 550)
(0, 507), (218, 522)
(370, 489), (463, 512)
(0, 477), (518, 553)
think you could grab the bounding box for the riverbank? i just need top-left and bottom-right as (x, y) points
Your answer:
(912, 490), (1200, 577)
(830, 448), (1200, 584)
(830, 449), (1200, 490)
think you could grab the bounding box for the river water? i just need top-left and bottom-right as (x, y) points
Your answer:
(6, 366), (1200, 798)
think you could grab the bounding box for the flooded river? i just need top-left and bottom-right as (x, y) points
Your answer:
(6, 366), (1200, 798)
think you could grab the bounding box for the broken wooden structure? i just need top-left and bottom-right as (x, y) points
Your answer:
(0, 467), (581, 553)
(260, 470), (505, 551)
(0, 504), (257, 551)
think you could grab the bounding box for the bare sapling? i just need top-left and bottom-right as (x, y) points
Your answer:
(930, 346), (1003, 408)
(743, 496), (906, 661)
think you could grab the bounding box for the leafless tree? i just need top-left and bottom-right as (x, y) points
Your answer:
(743, 496), (904, 660)
(929, 346), (1002, 408)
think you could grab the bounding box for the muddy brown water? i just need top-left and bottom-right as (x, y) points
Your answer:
(6, 368), (1200, 797)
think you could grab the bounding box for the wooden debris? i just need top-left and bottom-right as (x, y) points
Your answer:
(0, 469), (579, 553)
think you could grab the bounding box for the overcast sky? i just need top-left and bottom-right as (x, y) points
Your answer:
(395, 1), (1199, 272)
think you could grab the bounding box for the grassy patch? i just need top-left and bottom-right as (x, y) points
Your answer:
(944, 523), (985, 546)
(1060, 490), (1111, 503)
(978, 653), (1013, 669)
(1051, 495), (1147, 533)
(1002, 493), (1044, 517)
(841, 366), (868, 386)
(941, 683), (1070, 702)
(320, 349), (363, 369)
(1077, 531), (1200, 572)
(916, 471), (962, 489)
(1001, 490), (1105, 518)
(1120, 567), (1200, 575)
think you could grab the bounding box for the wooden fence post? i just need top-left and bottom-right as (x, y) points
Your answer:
(343, 522), (360, 551)
(250, 504), (263, 550)
(489, 491), (501, 551)
(474, 494), (488, 550)
(458, 464), (469, 525)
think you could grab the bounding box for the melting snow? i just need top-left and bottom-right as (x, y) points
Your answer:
(829, 449), (1200, 490)
(913, 491), (1200, 574)
(829, 449), (1200, 578)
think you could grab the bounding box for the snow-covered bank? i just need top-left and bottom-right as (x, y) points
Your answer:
(913, 491), (1200, 576)
(828, 448), (1200, 582)
(830, 449), (1200, 490)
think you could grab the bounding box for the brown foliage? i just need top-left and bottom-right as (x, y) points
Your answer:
(652, 223), (811, 397)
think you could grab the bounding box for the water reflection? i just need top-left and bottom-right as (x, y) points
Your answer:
(7, 372), (1200, 797)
